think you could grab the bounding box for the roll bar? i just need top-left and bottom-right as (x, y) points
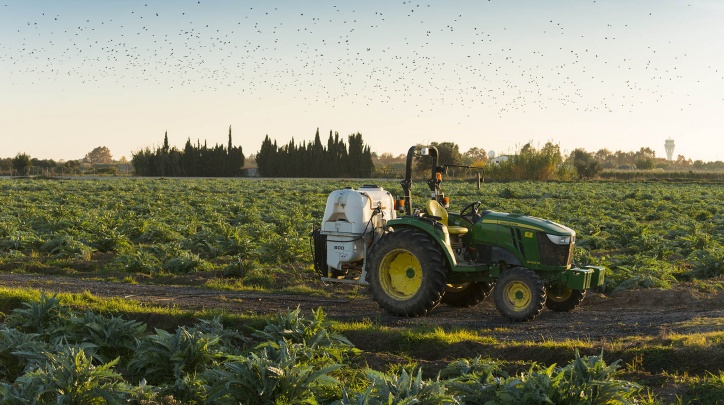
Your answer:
(400, 145), (443, 216)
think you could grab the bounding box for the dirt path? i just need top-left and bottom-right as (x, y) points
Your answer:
(2, 273), (722, 343)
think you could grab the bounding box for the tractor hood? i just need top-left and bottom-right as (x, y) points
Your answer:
(472, 211), (577, 269)
(480, 211), (575, 238)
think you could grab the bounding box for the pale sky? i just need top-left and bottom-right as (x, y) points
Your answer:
(1, 0), (723, 162)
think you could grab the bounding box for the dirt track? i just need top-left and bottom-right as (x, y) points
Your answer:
(2, 273), (722, 343)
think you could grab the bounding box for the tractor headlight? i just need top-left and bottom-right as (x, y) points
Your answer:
(546, 234), (571, 245)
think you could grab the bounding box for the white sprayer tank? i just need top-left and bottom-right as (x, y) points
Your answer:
(321, 185), (396, 271)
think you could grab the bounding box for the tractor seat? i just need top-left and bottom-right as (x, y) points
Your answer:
(426, 200), (469, 235)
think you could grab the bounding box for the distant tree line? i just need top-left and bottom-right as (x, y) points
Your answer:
(0, 152), (122, 176)
(256, 129), (374, 177)
(485, 142), (569, 181)
(131, 127), (244, 177)
(5, 135), (724, 180)
(373, 142), (724, 181)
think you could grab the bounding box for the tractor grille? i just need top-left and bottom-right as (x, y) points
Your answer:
(536, 232), (573, 267)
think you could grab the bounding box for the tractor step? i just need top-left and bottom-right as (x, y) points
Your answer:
(320, 277), (369, 286)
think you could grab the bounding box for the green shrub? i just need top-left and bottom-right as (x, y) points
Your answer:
(0, 230), (42, 253)
(252, 307), (354, 353)
(449, 351), (641, 405)
(90, 228), (133, 253)
(188, 316), (248, 356)
(162, 251), (211, 274)
(0, 327), (50, 383)
(112, 250), (162, 274)
(258, 233), (309, 264)
(205, 341), (342, 405)
(689, 247), (724, 278)
(135, 221), (183, 244)
(8, 346), (132, 404)
(344, 367), (456, 404)
(5, 293), (70, 341)
(64, 310), (147, 364)
(39, 235), (94, 260)
(128, 326), (224, 385)
(440, 357), (507, 404)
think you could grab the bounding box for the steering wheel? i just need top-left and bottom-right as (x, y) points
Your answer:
(460, 201), (482, 217)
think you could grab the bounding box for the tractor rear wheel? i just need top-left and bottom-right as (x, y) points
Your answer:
(442, 282), (492, 307)
(545, 287), (586, 312)
(493, 267), (546, 322)
(365, 228), (447, 317)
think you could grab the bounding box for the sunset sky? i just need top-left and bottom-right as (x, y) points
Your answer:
(1, 0), (723, 162)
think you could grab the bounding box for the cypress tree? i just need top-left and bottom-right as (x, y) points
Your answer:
(254, 129), (374, 178)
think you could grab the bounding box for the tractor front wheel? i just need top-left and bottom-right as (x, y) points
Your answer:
(493, 267), (546, 322)
(545, 287), (586, 312)
(365, 228), (447, 317)
(442, 282), (493, 308)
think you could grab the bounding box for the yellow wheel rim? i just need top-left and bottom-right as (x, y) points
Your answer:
(379, 249), (422, 300)
(547, 288), (572, 303)
(503, 281), (532, 311)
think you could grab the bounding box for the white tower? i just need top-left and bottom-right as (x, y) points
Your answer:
(665, 139), (675, 161)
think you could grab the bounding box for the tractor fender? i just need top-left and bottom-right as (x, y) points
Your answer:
(383, 217), (457, 268)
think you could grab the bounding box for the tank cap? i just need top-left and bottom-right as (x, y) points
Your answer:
(360, 184), (381, 189)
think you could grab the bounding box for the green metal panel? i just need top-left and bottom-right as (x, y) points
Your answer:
(467, 211), (575, 273)
(583, 265), (605, 287)
(478, 211), (575, 236)
(558, 267), (594, 290)
(469, 217), (498, 245)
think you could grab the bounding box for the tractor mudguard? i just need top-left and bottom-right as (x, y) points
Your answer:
(385, 217), (457, 267)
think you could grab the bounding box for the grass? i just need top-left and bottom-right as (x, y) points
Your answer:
(334, 315), (724, 374)
(338, 319), (724, 403)
(0, 287), (269, 333)
(679, 371), (724, 404)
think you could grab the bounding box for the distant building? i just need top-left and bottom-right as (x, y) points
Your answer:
(491, 155), (510, 164)
(665, 138), (675, 161)
(242, 167), (260, 177)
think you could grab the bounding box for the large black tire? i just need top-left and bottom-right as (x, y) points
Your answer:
(365, 228), (447, 317)
(545, 287), (586, 312)
(441, 282), (493, 308)
(493, 267), (546, 322)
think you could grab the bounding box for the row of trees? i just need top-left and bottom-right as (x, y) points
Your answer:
(1, 148), (125, 176)
(373, 143), (724, 180)
(256, 129), (374, 177)
(131, 128), (245, 177)
(426, 143), (660, 180)
(6, 135), (724, 179)
(372, 142), (567, 180)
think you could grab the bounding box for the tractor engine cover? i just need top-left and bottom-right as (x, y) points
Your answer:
(321, 185), (396, 270)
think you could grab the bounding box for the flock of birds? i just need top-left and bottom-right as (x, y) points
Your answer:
(1, 1), (720, 119)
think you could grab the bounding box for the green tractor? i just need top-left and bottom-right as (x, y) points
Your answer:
(312, 145), (604, 321)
